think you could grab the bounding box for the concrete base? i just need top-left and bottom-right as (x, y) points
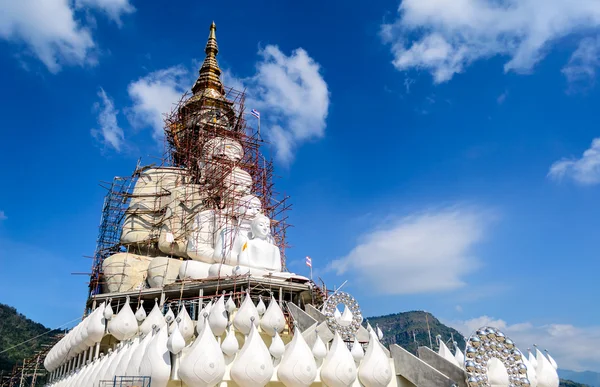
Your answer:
(417, 347), (467, 387)
(390, 344), (460, 387)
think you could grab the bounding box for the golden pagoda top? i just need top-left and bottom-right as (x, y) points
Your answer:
(192, 22), (225, 97)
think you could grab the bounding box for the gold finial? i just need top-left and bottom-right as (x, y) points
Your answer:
(192, 22), (224, 96)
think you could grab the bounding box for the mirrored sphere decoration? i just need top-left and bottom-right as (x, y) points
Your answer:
(464, 326), (530, 387)
(322, 291), (363, 340)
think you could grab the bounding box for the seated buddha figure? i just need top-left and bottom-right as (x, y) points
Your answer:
(236, 214), (282, 273)
(213, 195), (263, 266)
(187, 209), (230, 263)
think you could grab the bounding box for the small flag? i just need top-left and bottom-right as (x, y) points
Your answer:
(305, 256), (312, 267)
(250, 109), (260, 119)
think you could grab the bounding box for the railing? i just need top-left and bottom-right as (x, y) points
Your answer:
(99, 376), (151, 387)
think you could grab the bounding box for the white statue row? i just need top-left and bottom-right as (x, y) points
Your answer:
(437, 337), (559, 387)
(45, 293), (395, 387)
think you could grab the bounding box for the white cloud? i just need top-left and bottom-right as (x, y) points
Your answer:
(0, 0), (133, 72)
(329, 206), (492, 294)
(248, 46), (330, 164)
(75, 0), (135, 25)
(127, 46), (330, 163)
(91, 88), (124, 151)
(127, 66), (193, 141)
(548, 138), (600, 185)
(0, 0), (94, 72)
(449, 316), (600, 372)
(0, 211), (6, 221)
(497, 90), (508, 105)
(562, 36), (600, 92)
(382, 0), (600, 83)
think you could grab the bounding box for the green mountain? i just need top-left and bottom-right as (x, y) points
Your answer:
(368, 311), (587, 387)
(560, 369), (600, 387)
(367, 310), (467, 354)
(560, 379), (590, 387)
(0, 303), (59, 377)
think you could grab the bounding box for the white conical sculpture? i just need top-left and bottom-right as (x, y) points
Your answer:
(108, 297), (138, 341)
(376, 325), (384, 341)
(126, 329), (154, 376)
(529, 348), (538, 369)
(545, 349), (558, 370)
(340, 306), (353, 325)
(96, 348), (116, 384)
(233, 291), (259, 335)
(454, 343), (464, 367)
(139, 326), (171, 387)
(114, 337), (140, 377)
(230, 318), (274, 387)
(259, 296), (286, 336)
(269, 330), (285, 359)
(105, 342), (129, 381)
(438, 340), (461, 368)
(84, 354), (102, 385)
(208, 294), (228, 336)
(358, 328), (393, 387)
(351, 337), (364, 363)
(312, 333), (327, 361)
(74, 319), (88, 353)
(256, 296), (267, 316)
(222, 324), (239, 357)
(165, 307), (175, 323)
(139, 300), (166, 335)
(196, 301), (211, 335)
(278, 324), (318, 387)
(135, 300), (147, 322)
(90, 351), (111, 386)
(321, 331), (357, 387)
(334, 307), (342, 321)
(104, 300), (114, 320)
(536, 348), (559, 387)
(176, 306), (195, 343)
(179, 314), (226, 387)
(168, 324), (186, 355)
(487, 357), (509, 386)
(521, 351), (538, 387)
(226, 293), (237, 314)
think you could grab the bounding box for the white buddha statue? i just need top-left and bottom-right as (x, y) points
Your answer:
(187, 209), (228, 263)
(237, 214), (282, 273)
(213, 194), (263, 266)
(199, 137), (244, 186)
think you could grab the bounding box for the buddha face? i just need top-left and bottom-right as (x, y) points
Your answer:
(233, 195), (262, 217)
(244, 196), (262, 217)
(251, 215), (271, 240)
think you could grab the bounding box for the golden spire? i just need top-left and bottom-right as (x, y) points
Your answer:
(192, 22), (225, 96)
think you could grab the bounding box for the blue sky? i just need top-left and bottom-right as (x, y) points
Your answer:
(1, 0), (600, 372)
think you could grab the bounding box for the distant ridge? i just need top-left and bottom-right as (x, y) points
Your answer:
(0, 303), (60, 376)
(367, 311), (589, 387)
(559, 369), (600, 387)
(367, 310), (467, 354)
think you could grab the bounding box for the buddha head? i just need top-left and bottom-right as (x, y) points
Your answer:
(202, 137), (244, 162)
(251, 214), (271, 240)
(223, 167), (253, 197)
(234, 195), (263, 218)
